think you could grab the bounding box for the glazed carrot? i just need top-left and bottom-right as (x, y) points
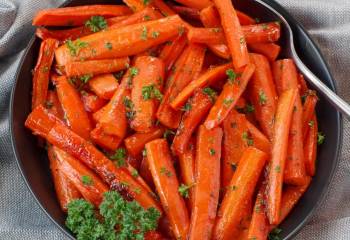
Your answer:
(266, 88), (298, 225)
(172, 90), (213, 155)
(32, 38), (59, 109)
(298, 74), (308, 95)
(124, 0), (175, 16)
(236, 11), (256, 25)
(248, 53), (278, 140)
(152, 0), (177, 16)
(90, 125), (123, 151)
(187, 28), (226, 45)
(88, 74), (119, 100)
(173, 0), (211, 10)
(248, 43), (281, 62)
(131, 56), (165, 132)
(80, 91), (107, 113)
(243, 22), (280, 44)
(53, 146), (109, 207)
(302, 93), (318, 139)
(170, 63), (232, 109)
(139, 156), (155, 190)
(46, 90), (65, 120)
(65, 57), (130, 77)
(235, 201), (253, 239)
(123, 0), (147, 12)
(214, 147), (267, 240)
(146, 139), (190, 240)
(188, 126), (222, 240)
(48, 146), (81, 212)
(304, 115), (318, 176)
(213, 0), (249, 69)
(170, 5), (200, 20)
(124, 127), (165, 157)
(55, 76), (92, 140)
(246, 121), (271, 153)
(221, 111), (249, 189)
(144, 231), (164, 240)
(204, 63), (256, 129)
(33, 5), (132, 26)
(55, 15), (186, 65)
(273, 59), (299, 95)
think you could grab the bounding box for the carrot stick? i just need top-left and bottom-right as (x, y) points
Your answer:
(213, 147), (267, 240)
(48, 146), (81, 212)
(273, 59), (298, 95)
(170, 63), (232, 109)
(213, 0), (249, 69)
(243, 22), (281, 44)
(302, 94), (318, 140)
(90, 125), (123, 151)
(46, 90), (65, 120)
(32, 38), (59, 109)
(80, 90), (107, 113)
(173, 0), (212, 10)
(146, 139), (190, 240)
(266, 88), (298, 225)
(152, 0), (177, 16)
(33, 5), (132, 26)
(188, 125), (223, 240)
(124, 127), (165, 157)
(88, 73), (119, 100)
(236, 11), (256, 25)
(52, 146), (109, 207)
(304, 115), (318, 176)
(248, 53), (278, 140)
(139, 155), (155, 190)
(248, 43), (281, 62)
(170, 5), (200, 20)
(131, 56), (165, 133)
(55, 75), (92, 140)
(55, 15), (186, 65)
(172, 90), (213, 155)
(123, 0), (145, 12)
(246, 121), (271, 153)
(236, 200), (253, 239)
(204, 63), (256, 129)
(187, 28), (226, 45)
(298, 74), (308, 95)
(65, 57), (129, 77)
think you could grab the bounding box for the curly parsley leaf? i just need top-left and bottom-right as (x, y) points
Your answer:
(85, 16), (107, 33)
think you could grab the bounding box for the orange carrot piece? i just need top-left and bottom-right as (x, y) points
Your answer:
(33, 5), (132, 26)
(273, 59), (299, 95)
(65, 57), (129, 77)
(266, 88), (298, 225)
(53, 146), (109, 207)
(187, 28), (226, 45)
(172, 90), (213, 155)
(55, 76), (92, 140)
(131, 56), (165, 132)
(248, 43), (281, 62)
(304, 115), (318, 176)
(246, 120), (271, 153)
(88, 73), (119, 100)
(152, 0), (177, 16)
(90, 125), (123, 151)
(146, 139), (190, 240)
(170, 63), (232, 109)
(32, 38), (59, 109)
(46, 90), (65, 120)
(213, 0), (249, 69)
(171, 5), (200, 20)
(302, 94), (318, 140)
(298, 74), (308, 95)
(248, 53), (278, 140)
(123, 0), (145, 12)
(55, 15), (186, 65)
(124, 127), (165, 157)
(243, 22), (281, 44)
(236, 10), (256, 25)
(213, 147), (267, 240)
(139, 155), (155, 190)
(80, 90), (107, 113)
(48, 146), (81, 212)
(188, 125), (223, 240)
(205, 63), (256, 129)
(173, 0), (212, 10)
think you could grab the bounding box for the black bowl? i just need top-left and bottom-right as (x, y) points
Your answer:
(10, 0), (342, 239)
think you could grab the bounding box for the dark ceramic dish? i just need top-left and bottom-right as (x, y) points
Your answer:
(10, 0), (342, 239)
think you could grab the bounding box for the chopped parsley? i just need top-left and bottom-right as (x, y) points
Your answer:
(240, 37), (245, 44)
(209, 148), (216, 156)
(242, 131), (254, 146)
(85, 16), (107, 33)
(127, 67), (139, 86)
(181, 102), (192, 112)
(261, 23), (268, 30)
(66, 39), (88, 56)
(178, 26), (185, 36)
(317, 132), (325, 145)
(226, 69), (238, 84)
(141, 26), (148, 40)
(142, 148), (147, 157)
(163, 129), (175, 139)
(143, 15), (151, 21)
(81, 175), (93, 186)
(105, 42), (112, 50)
(131, 169), (139, 178)
(223, 98), (234, 107)
(142, 84), (163, 101)
(268, 228), (282, 240)
(109, 148), (126, 167)
(246, 104), (255, 113)
(202, 87), (217, 102)
(308, 120), (314, 127)
(151, 31), (160, 38)
(275, 165), (281, 173)
(80, 74), (92, 84)
(178, 183), (194, 198)
(143, 0), (150, 5)
(259, 90), (267, 105)
(160, 167), (172, 177)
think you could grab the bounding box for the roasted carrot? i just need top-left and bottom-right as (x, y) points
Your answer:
(205, 64), (256, 129)
(248, 43), (281, 62)
(88, 74), (119, 100)
(123, 0), (145, 12)
(124, 127), (165, 157)
(146, 139), (190, 240)
(302, 93), (318, 140)
(172, 90), (213, 155)
(55, 15), (186, 65)
(236, 10), (256, 25)
(214, 147), (267, 240)
(131, 56), (165, 132)
(90, 125), (123, 151)
(188, 28), (226, 45)
(213, 0), (249, 69)
(170, 63), (232, 109)
(55, 75), (92, 140)
(266, 88), (298, 225)
(173, 0), (211, 10)
(139, 155), (155, 190)
(53, 146), (109, 207)
(248, 53), (278, 140)
(32, 38), (59, 110)
(188, 125), (223, 240)
(243, 22), (280, 44)
(235, 200), (253, 240)
(304, 115), (318, 176)
(48, 146), (81, 212)
(80, 91), (107, 113)
(298, 74), (308, 95)
(46, 90), (65, 120)
(170, 5), (200, 20)
(273, 59), (298, 95)
(33, 5), (132, 26)
(65, 57), (129, 77)
(152, 0), (177, 16)
(246, 121), (271, 153)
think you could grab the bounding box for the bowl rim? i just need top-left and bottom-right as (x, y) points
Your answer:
(9, 0), (343, 239)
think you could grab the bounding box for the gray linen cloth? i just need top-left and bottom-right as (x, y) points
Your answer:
(0, 0), (349, 239)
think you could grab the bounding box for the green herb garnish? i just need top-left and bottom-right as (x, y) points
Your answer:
(85, 16), (107, 33)
(81, 175), (93, 186)
(109, 148), (126, 167)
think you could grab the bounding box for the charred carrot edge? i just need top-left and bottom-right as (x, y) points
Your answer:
(53, 146), (109, 206)
(146, 139), (190, 239)
(124, 127), (165, 157)
(80, 91), (107, 113)
(302, 94), (318, 140)
(131, 56), (165, 133)
(266, 88), (298, 225)
(55, 15), (186, 66)
(248, 43), (281, 62)
(88, 74), (119, 100)
(32, 38), (59, 110)
(205, 63), (256, 129)
(213, 0), (249, 69)
(246, 120), (271, 153)
(248, 53), (278, 141)
(304, 115), (318, 176)
(187, 28), (226, 45)
(173, 0), (212, 10)
(90, 125), (123, 151)
(33, 5), (132, 26)
(48, 146), (81, 212)
(46, 90), (65, 120)
(172, 90), (213, 155)
(55, 75), (92, 140)
(170, 63), (232, 109)
(170, 5), (200, 20)
(188, 125), (223, 240)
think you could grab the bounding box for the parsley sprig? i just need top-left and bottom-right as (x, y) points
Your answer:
(85, 16), (107, 33)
